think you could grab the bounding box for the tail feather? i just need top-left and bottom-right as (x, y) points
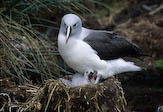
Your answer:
(102, 58), (141, 79)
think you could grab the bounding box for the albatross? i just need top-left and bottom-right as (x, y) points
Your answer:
(58, 14), (141, 84)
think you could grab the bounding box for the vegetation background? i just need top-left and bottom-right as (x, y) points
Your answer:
(0, 0), (163, 112)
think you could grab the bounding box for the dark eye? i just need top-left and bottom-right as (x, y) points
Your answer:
(73, 23), (78, 27)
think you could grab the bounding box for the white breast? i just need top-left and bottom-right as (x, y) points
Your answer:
(58, 35), (107, 73)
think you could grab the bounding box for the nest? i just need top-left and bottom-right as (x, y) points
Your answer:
(0, 77), (126, 112)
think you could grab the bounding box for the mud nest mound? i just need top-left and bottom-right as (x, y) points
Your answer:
(0, 77), (126, 112)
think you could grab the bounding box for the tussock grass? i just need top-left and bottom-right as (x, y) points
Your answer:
(0, 15), (63, 83)
(0, 0), (97, 84)
(0, 0), (110, 84)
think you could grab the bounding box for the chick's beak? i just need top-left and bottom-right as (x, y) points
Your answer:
(66, 26), (71, 44)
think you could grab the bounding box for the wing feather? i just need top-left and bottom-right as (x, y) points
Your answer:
(83, 30), (140, 60)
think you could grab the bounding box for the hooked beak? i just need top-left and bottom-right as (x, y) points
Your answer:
(66, 26), (71, 44)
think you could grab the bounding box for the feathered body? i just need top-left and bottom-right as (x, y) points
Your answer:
(58, 14), (141, 84)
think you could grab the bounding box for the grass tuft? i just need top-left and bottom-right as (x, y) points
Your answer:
(0, 0), (110, 84)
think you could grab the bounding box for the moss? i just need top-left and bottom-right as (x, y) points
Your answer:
(155, 60), (163, 70)
(155, 60), (163, 74)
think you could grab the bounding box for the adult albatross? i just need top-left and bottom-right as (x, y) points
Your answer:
(58, 14), (141, 84)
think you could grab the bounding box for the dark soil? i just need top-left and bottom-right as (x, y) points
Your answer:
(112, 0), (163, 111)
(123, 78), (163, 112)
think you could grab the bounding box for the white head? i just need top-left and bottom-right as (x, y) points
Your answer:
(59, 14), (82, 44)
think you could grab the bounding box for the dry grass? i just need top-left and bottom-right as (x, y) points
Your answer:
(0, 0), (104, 83)
(0, 77), (127, 112)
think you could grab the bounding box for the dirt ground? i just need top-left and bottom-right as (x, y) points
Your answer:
(112, 1), (163, 112)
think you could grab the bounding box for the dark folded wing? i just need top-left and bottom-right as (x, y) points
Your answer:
(83, 30), (140, 60)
